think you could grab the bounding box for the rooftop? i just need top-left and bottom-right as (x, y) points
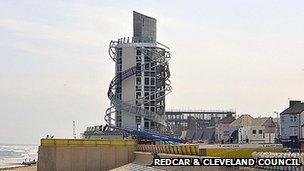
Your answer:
(281, 101), (304, 115)
(251, 117), (271, 126)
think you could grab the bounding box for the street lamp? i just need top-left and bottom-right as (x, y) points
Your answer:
(274, 111), (280, 143)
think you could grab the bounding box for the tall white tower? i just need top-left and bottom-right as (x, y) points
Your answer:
(105, 11), (171, 132)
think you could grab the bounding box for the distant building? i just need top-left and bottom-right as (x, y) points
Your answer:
(280, 100), (304, 149)
(216, 114), (278, 144)
(165, 109), (236, 137)
(215, 124), (238, 143)
(165, 109), (236, 141)
(215, 117), (238, 143)
(230, 114), (253, 127)
(238, 117), (277, 144)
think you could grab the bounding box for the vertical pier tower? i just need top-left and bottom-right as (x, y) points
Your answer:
(105, 11), (171, 132)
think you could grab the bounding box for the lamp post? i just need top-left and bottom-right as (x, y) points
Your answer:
(274, 111), (279, 143)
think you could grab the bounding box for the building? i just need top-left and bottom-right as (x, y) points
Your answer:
(215, 118), (238, 144)
(214, 114), (252, 144)
(280, 100), (304, 149)
(230, 114), (253, 127)
(238, 117), (277, 144)
(105, 11), (171, 132)
(165, 109), (236, 139)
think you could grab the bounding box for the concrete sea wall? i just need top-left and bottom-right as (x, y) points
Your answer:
(37, 139), (136, 171)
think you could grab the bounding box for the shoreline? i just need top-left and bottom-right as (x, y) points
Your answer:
(0, 165), (36, 171)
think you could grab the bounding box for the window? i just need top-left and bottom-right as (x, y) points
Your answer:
(136, 116), (141, 122)
(145, 78), (149, 85)
(151, 78), (155, 85)
(136, 71), (141, 76)
(145, 56), (150, 62)
(252, 130), (256, 134)
(151, 62), (155, 70)
(136, 92), (141, 99)
(145, 63), (149, 69)
(136, 49), (141, 55)
(144, 122), (149, 128)
(117, 58), (122, 64)
(144, 71), (150, 76)
(136, 56), (141, 61)
(151, 86), (155, 91)
(144, 86), (149, 91)
(289, 115), (298, 122)
(151, 101), (155, 106)
(116, 116), (122, 122)
(136, 77), (141, 85)
(144, 92), (149, 100)
(136, 63), (141, 68)
(259, 130), (262, 134)
(290, 127), (298, 136)
(136, 86), (141, 91)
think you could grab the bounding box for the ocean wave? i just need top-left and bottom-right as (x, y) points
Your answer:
(0, 145), (38, 168)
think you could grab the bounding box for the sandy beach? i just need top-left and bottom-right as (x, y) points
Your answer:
(0, 165), (36, 171)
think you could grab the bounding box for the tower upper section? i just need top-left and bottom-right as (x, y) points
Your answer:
(133, 11), (156, 42)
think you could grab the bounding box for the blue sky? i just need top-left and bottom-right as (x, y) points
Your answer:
(0, 0), (304, 144)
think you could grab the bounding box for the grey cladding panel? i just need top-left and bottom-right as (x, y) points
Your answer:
(133, 11), (156, 42)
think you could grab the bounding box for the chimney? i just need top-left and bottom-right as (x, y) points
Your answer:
(289, 100), (301, 107)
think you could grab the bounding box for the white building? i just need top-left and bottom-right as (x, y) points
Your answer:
(215, 124), (239, 143)
(238, 117), (277, 144)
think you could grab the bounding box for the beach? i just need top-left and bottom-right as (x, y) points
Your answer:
(0, 165), (36, 171)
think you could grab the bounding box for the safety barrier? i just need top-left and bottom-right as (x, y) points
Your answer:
(137, 144), (199, 155)
(205, 147), (283, 158)
(41, 138), (136, 147)
(252, 152), (304, 171)
(201, 144), (284, 158)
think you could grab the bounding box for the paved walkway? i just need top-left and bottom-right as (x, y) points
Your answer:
(110, 163), (164, 171)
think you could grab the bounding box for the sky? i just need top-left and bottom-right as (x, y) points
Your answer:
(0, 0), (304, 144)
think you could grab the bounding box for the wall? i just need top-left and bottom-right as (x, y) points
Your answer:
(38, 139), (136, 171)
(239, 126), (272, 144)
(281, 113), (300, 140)
(121, 46), (137, 129)
(281, 113), (301, 149)
(215, 124), (238, 143)
(301, 111), (304, 139)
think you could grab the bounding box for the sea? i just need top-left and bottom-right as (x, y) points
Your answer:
(0, 144), (38, 169)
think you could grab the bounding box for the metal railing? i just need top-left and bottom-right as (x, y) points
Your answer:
(105, 38), (172, 131)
